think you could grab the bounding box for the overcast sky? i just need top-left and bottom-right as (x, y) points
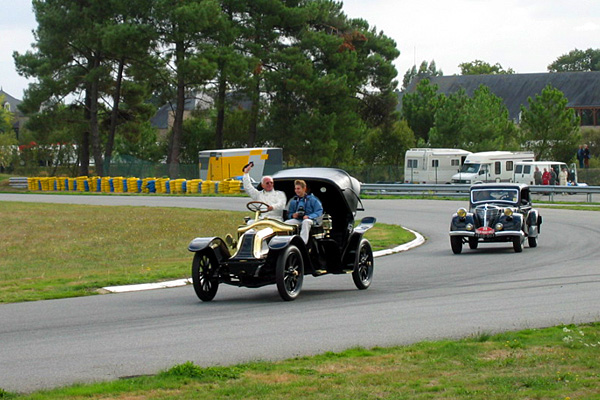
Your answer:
(2, 0), (600, 99)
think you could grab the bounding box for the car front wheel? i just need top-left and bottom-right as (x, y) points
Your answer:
(353, 239), (374, 290)
(276, 245), (304, 301)
(192, 250), (219, 301)
(513, 236), (523, 253)
(468, 237), (478, 250)
(528, 236), (537, 248)
(450, 236), (463, 254)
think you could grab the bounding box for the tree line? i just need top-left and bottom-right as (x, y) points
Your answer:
(12, 0), (400, 177)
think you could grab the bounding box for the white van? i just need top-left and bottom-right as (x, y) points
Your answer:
(513, 161), (578, 185)
(451, 151), (535, 184)
(404, 148), (472, 184)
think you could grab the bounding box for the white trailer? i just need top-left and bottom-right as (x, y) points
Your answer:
(404, 148), (472, 184)
(451, 151), (535, 184)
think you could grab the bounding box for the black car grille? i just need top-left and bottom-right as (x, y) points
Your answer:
(474, 206), (501, 227)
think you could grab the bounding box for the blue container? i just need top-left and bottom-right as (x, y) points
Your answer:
(84, 181), (89, 191)
(96, 178), (102, 192)
(109, 178), (114, 192)
(137, 180), (142, 192)
(147, 180), (156, 193)
(182, 181), (187, 193)
(165, 181), (171, 194)
(123, 180), (128, 192)
(73, 181), (77, 191)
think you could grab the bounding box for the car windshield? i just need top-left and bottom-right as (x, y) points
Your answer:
(459, 163), (480, 173)
(471, 188), (519, 204)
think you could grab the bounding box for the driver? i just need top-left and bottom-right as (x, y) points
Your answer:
(242, 162), (287, 221)
(285, 180), (324, 244)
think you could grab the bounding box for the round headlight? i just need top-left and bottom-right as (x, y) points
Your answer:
(466, 223), (474, 231)
(457, 208), (467, 218)
(495, 223), (504, 231)
(504, 208), (513, 217)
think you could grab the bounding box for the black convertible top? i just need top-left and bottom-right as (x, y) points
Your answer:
(270, 168), (363, 228)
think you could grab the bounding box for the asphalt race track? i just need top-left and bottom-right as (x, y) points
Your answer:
(1, 194), (599, 392)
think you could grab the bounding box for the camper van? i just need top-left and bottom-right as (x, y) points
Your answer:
(199, 148), (282, 182)
(404, 148), (472, 184)
(451, 151), (535, 184)
(513, 161), (578, 185)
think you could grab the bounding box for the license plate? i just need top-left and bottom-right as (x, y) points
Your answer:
(475, 227), (495, 237)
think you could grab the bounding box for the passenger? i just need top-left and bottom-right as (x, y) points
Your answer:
(242, 162), (287, 222)
(285, 180), (324, 244)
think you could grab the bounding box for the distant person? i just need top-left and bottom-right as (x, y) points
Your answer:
(242, 162), (287, 221)
(577, 145), (585, 168)
(285, 180), (323, 244)
(559, 167), (568, 186)
(549, 168), (557, 185)
(583, 144), (591, 168)
(542, 168), (550, 185)
(533, 167), (542, 185)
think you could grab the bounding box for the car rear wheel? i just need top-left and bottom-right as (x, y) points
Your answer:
(450, 236), (463, 254)
(192, 250), (219, 301)
(276, 245), (304, 301)
(468, 237), (478, 250)
(513, 236), (523, 253)
(353, 239), (374, 290)
(528, 236), (537, 248)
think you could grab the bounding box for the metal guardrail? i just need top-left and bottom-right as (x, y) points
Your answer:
(361, 183), (600, 202)
(8, 177), (28, 189)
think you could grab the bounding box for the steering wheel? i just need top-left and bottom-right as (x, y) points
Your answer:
(246, 201), (270, 214)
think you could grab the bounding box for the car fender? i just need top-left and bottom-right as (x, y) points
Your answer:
(354, 216), (376, 234)
(267, 235), (311, 268)
(500, 212), (523, 231)
(188, 237), (231, 262)
(450, 213), (475, 231)
(527, 209), (541, 237)
(342, 231), (369, 268)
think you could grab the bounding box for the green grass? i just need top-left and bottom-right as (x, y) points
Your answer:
(0, 201), (412, 304)
(3, 323), (599, 399)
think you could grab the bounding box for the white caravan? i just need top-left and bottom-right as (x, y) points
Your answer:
(513, 161), (578, 185)
(451, 151), (535, 184)
(404, 148), (472, 184)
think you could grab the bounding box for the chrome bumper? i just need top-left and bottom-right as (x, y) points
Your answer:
(449, 230), (524, 239)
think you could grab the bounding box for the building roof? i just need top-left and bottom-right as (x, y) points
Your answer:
(402, 71), (600, 121)
(0, 88), (23, 116)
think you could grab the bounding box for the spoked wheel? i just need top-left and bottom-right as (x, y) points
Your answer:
(450, 236), (463, 254)
(528, 236), (538, 248)
(468, 237), (478, 250)
(276, 245), (304, 301)
(353, 239), (374, 290)
(192, 250), (219, 301)
(513, 236), (523, 253)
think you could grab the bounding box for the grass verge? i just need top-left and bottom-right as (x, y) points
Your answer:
(2, 323), (599, 399)
(0, 201), (413, 304)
